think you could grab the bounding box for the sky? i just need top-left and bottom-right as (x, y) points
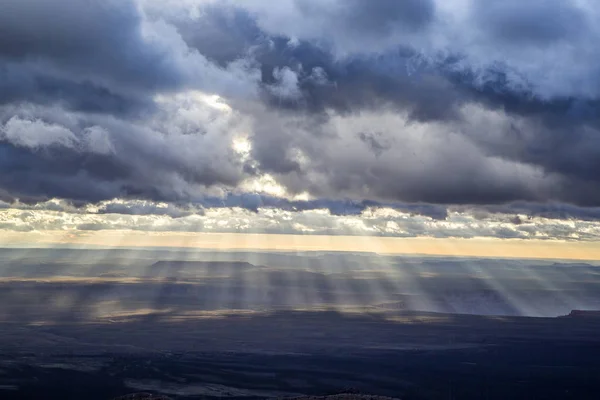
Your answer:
(1, 0), (600, 257)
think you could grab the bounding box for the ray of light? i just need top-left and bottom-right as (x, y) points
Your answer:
(433, 233), (537, 316)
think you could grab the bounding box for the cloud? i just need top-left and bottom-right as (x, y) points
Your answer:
(357, 131), (391, 157)
(457, 202), (600, 223)
(0, 0), (599, 236)
(245, 107), (580, 205)
(162, 2), (600, 210)
(0, 205), (598, 242)
(0, 0), (261, 115)
(242, 0), (600, 98)
(96, 200), (199, 219)
(268, 67), (303, 99)
(0, 94), (248, 203)
(241, 0), (435, 54)
(472, 0), (588, 46)
(1, 116), (78, 150)
(0, 0), (178, 113)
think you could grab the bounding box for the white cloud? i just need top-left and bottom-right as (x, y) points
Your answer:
(268, 67), (302, 99)
(0, 203), (598, 241)
(1, 117), (77, 150)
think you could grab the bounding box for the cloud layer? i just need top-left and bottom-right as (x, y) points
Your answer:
(1, 0), (599, 237)
(1, 199), (599, 241)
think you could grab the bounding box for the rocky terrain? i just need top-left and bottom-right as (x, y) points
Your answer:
(0, 309), (598, 399)
(0, 250), (599, 399)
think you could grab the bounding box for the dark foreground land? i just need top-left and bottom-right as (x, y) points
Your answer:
(1, 250), (600, 399)
(0, 310), (599, 400)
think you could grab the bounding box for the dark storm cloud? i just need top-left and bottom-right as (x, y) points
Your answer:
(0, 102), (247, 204)
(296, 0), (435, 35)
(0, 0), (263, 207)
(0, 0), (600, 218)
(0, 0), (182, 114)
(0, 64), (153, 116)
(167, 5), (263, 67)
(169, 4), (457, 121)
(276, 48), (460, 121)
(472, 0), (588, 45)
(0, 0), (181, 90)
(207, 2), (600, 208)
(0, 142), (128, 203)
(170, 2), (587, 124)
(451, 83), (600, 194)
(197, 193), (448, 219)
(175, 3), (593, 134)
(466, 202), (600, 223)
(0, 138), (238, 204)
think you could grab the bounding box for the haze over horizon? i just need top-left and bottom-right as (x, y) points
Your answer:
(2, 231), (600, 261)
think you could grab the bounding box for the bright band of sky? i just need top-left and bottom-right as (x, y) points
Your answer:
(2, 231), (600, 261)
